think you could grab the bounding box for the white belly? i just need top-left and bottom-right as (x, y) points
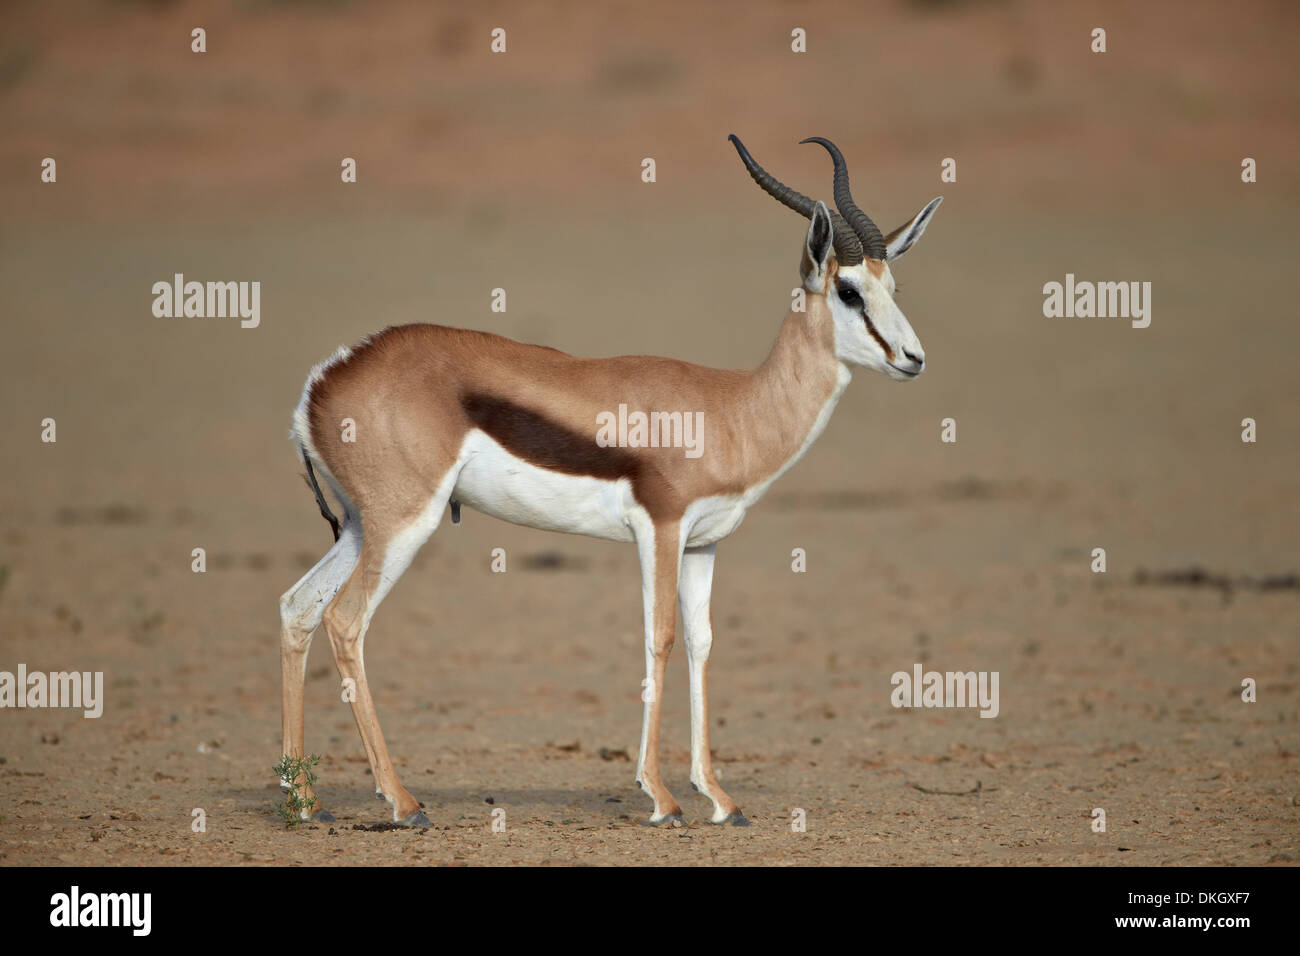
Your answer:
(452, 431), (765, 549)
(453, 430), (636, 542)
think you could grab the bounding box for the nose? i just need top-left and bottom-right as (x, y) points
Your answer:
(902, 348), (925, 370)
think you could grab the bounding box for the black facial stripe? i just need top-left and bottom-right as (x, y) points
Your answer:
(862, 313), (894, 361)
(837, 281), (894, 361)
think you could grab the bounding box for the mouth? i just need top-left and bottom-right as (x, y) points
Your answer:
(888, 362), (922, 379)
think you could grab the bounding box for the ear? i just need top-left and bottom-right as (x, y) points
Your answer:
(801, 200), (834, 285)
(885, 196), (942, 261)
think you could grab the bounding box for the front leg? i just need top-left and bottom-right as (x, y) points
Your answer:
(632, 517), (684, 824)
(679, 544), (747, 825)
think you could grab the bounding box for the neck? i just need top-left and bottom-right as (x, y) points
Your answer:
(736, 302), (850, 489)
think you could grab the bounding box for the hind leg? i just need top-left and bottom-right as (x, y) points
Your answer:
(321, 484), (454, 825)
(279, 520), (362, 820)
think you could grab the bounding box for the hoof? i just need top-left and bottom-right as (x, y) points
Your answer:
(398, 810), (431, 828)
(312, 809), (335, 823)
(710, 812), (750, 827)
(641, 813), (686, 828)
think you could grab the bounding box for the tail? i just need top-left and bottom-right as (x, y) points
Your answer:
(299, 442), (341, 542)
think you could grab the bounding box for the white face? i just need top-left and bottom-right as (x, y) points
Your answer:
(826, 261), (925, 380)
(799, 197), (941, 381)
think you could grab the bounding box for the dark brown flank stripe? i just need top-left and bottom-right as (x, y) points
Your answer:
(460, 392), (641, 481)
(459, 393), (713, 521)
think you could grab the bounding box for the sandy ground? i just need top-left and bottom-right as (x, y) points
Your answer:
(0, 0), (1297, 866)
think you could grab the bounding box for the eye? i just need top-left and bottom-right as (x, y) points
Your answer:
(837, 285), (861, 306)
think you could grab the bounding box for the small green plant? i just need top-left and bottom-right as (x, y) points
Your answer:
(272, 753), (321, 828)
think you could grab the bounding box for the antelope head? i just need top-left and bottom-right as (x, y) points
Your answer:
(729, 134), (942, 381)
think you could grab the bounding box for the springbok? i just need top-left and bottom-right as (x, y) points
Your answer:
(279, 135), (942, 826)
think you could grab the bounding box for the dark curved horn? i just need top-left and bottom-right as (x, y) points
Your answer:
(728, 134), (864, 265)
(799, 136), (887, 261)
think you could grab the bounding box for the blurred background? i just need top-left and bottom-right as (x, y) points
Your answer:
(0, 0), (1296, 865)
